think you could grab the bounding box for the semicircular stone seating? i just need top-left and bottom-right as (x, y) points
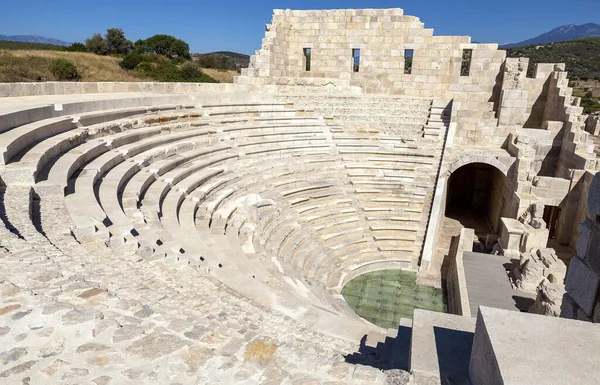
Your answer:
(0, 92), (448, 381)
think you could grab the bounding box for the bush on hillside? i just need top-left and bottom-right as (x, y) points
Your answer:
(119, 52), (144, 70)
(179, 61), (212, 82)
(124, 54), (217, 83)
(48, 58), (80, 81)
(135, 34), (191, 60)
(65, 42), (88, 52)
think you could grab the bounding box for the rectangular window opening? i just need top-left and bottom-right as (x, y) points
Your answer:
(352, 49), (360, 73)
(303, 48), (311, 72)
(526, 60), (535, 78)
(404, 49), (414, 74)
(461, 49), (473, 76)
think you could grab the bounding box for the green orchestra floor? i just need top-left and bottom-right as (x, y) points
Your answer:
(341, 269), (446, 329)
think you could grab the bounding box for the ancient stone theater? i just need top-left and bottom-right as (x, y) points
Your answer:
(0, 8), (599, 384)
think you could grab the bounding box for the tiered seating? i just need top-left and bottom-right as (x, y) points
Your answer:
(274, 94), (433, 137)
(0, 92), (445, 335)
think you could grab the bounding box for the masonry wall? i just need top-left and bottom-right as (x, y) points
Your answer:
(238, 9), (505, 102)
(237, 9), (578, 148)
(561, 172), (600, 321)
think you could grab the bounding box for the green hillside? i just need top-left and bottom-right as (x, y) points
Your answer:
(505, 37), (600, 80)
(0, 40), (65, 51)
(506, 37), (600, 114)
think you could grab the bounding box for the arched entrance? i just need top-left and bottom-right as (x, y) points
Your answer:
(445, 162), (509, 238)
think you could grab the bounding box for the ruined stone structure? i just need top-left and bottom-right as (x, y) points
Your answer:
(561, 173), (600, 321)
(0, 8), (599, 384)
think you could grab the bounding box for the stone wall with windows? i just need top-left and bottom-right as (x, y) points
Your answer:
(235, 8), (570, 148)
(237, 8), (504, 101)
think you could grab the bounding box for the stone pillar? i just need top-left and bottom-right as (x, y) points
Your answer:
(561, 172), (600, 322)
(498, 218), (524, 259)
(497, 58), (529, 127)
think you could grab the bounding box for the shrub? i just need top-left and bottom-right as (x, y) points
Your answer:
(134, 55), (183, 82)
(135, 34), (191, 60)
(179, 61), (205, 81)
(120, 52), (144, 70)
(65, 42), (88, 52)
(48, 59), (80, 81)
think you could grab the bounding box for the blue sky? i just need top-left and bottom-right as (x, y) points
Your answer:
(1, 0), (599, 54)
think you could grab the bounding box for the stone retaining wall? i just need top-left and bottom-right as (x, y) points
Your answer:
(445, 228), (473, 317)
(561, 172), (600, 321)
(0, 82), (247, 98)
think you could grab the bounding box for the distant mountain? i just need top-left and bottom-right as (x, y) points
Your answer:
(0, 34), (70, 47)
(502, 23), (600, 48)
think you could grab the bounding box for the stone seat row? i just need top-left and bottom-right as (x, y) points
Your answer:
(0, 96), (444, 329)
(1, 98), (443, 343)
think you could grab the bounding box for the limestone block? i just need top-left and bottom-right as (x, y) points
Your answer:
(560, 294), (579, 319)
(577, 220), (593, 261)
(584, 226), (600, 275)
(515, 248), (566, 292)
(531, 279), (565, 317)
(565, 256), (600, 316)
(588, 172), (600, 219)
(499, 217), (525, 253)
(521, 228), (549, 252)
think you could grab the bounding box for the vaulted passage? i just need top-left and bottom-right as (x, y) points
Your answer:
(445, 163), (509, 238)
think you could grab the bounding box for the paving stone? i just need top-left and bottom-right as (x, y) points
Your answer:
(42, 302), (74, 315)
(180, 346), (214, 373)
(0, 360), (37, 378)
(76, 343), (110, 353)
(78, 288), (106, 299)
(183, 325), (209, 340)
(125, 331), (189, 360)
(10, 309), (32, 320)
(92, 375), (112, 385)
(0, 281), (20, 297)
(61, 367), (89, 380)
(62, 308), (104, 325)
(27, 322), (45, 330)
(168, 318), (195, 333)
(38, 339), (65, 358)
(0, 304), (20, 315)
(134, 305), (154, 319)
(87, 355), (111, 367)
(112, 325), (144, 343)
(41, 359), (70, 376)
(93, 319), (120, 337)
(0, 347), (28, 365)
(243, 341), (278, 367)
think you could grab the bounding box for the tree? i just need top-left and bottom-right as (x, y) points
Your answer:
(65, 42), (88, 52)
(135, 34), (191, 60)
(105, 28), (133, 55)
(85, 33), (107, 55)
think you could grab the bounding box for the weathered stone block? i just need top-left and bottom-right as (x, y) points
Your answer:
(560, 294), (579, 319)
(565, 256), (600, 316)
(588, 173), (600, 219)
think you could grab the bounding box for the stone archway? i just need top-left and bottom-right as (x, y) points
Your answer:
(445, 162), (510, 237)
(448, 156), (510, 177)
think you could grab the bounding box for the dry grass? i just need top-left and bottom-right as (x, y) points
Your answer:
(200, 68), (238, 83)
(0, 50), (149, 82)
